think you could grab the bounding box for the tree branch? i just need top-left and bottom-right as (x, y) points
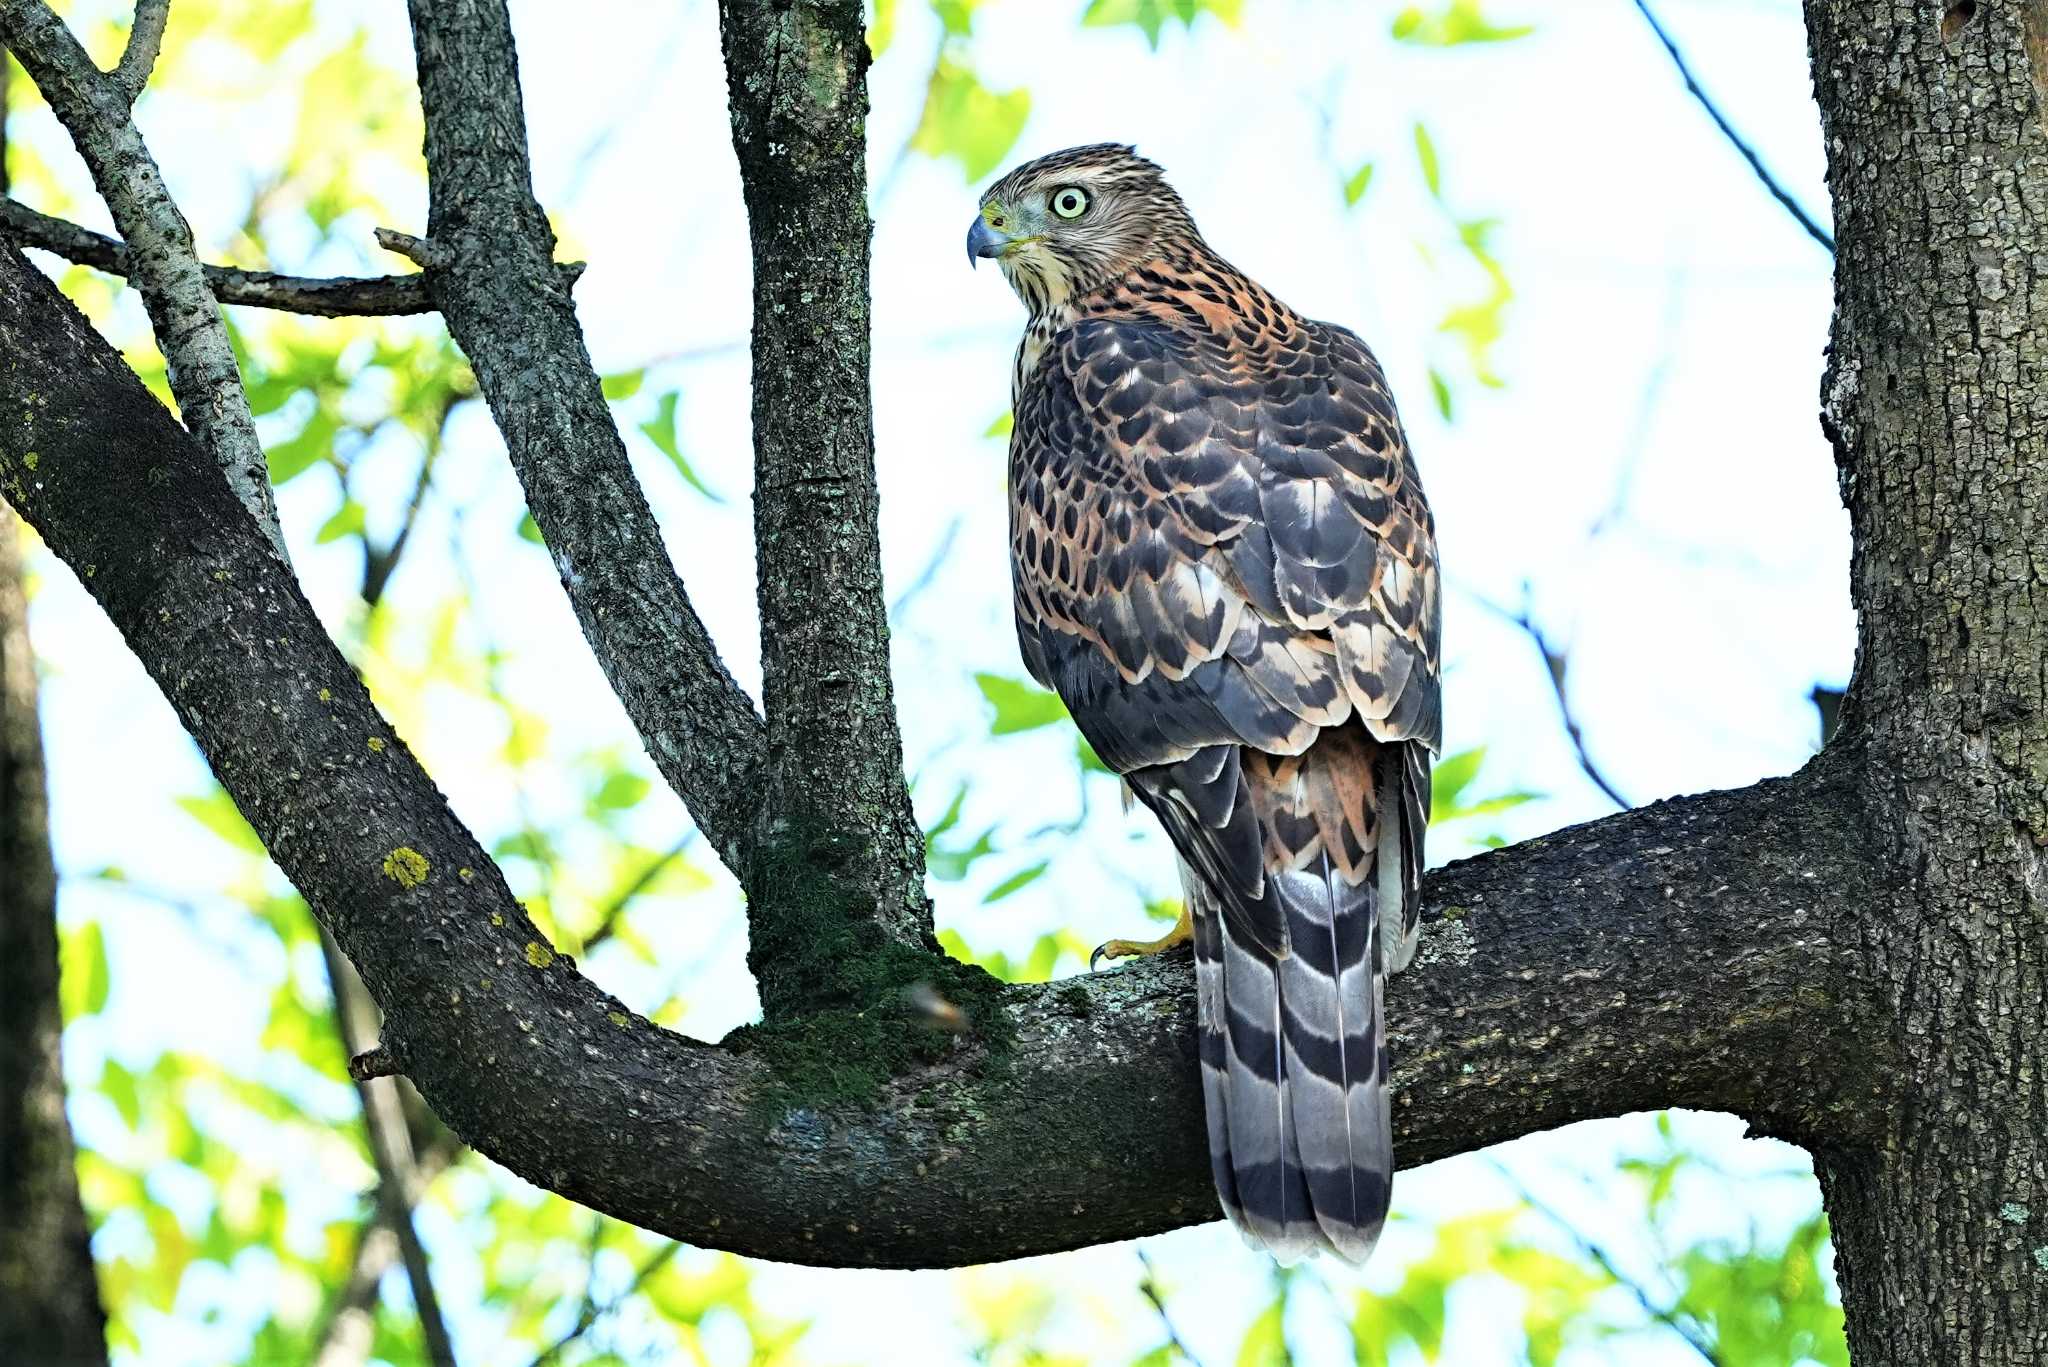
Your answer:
(0, 197), (451, 315)
(0, 0), (284, 553)
(318, 930), (455, 1367)
(0, 239), (1895, 1266)
(107, 0), (166, 106)
(1632, 0), (1835, 254)
(718, 1), (931, 964)
(0, 507), (108, 1363)
(396, 0), (764, 875)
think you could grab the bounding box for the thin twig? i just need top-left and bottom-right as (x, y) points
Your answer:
(529, 1237), (683, 1367)
(107, 0), (166, 105)
(0, 197), (442, 314)
(309, 1134), (463, 1367)
(1135, 1248), (1206, 1367)
(1631, 0), (1834, 254)
(1484, 1157), (1722, 1365)
(1466, 587), (1632, 810)
(582, 832), (695, 955)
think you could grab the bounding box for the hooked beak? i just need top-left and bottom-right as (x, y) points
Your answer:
(966, 216), (1009, 267)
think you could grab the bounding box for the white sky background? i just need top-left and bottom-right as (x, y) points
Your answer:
(22, 0), (1851, 1362)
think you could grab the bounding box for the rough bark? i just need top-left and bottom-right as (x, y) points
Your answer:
(0, 508), (108, 1363)
(718, 0), (931, 983)
(1807, 2), (2048, 1361)
(0, 240), (1891, 1265)
(1810, 0), (2048, 1360)
(0, 0), (283, 554)
(399, 0), (766, 873)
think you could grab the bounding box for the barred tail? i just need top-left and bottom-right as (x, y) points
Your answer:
(1190, 853), (1391, 1264)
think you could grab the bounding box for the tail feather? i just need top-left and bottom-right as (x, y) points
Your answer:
(1144, 729), (1422, 1264)
(1190, 861), (1390, 1263)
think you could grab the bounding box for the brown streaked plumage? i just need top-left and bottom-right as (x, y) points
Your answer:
(971, 144), (1441, 1263)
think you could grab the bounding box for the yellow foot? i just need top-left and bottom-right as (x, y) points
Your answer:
(1090, 905), (1194, 971)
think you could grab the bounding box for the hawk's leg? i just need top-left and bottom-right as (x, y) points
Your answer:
(1089, 904), (1194, 971)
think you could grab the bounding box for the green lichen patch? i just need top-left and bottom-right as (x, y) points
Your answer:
(2001, 1202), (2032, 1224)
(22, 450), (37, 470)
(524, 940), (557, 970)
(2034, 1245), (2048, 1274)
(367, 736), (387, 753)
(607, 1010), (631, 1027)
(381, 847), (429, 889)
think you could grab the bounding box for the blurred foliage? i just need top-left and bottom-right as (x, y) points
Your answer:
(8, 0), (1846, 1363)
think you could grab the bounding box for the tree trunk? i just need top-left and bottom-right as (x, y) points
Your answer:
(1807, 2), (2048, 1361)
(0, 507), (108, 1364)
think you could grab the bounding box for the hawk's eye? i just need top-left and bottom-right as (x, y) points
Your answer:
(1050, 186), (1090, 219)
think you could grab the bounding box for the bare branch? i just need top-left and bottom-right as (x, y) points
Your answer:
(0, 197), (446, 315)
(1467, 588), (1633, 810)
(0, 0), (284, 554)
(0, 236), (1897, 1264)
(1631, 0), (1834, 254)
(107, 0), (166, 105)
(398, 0), (765, 875)
(321, 931), (455, 1366)
(1483, 1158), (1720, 1365)
(718, 0), (931, 957)
(529, 1234), (682, 1367)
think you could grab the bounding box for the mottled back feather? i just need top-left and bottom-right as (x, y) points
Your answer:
(986, 145), (1441, 1262)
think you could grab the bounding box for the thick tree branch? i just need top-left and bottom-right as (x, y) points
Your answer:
(0, 242), (1893, 1266)
(396, 0), (764, 874)
(0, 197), (452, 315)
(718, 1), (930, 963)
(0, 507), (108, 1363)
(0, 0), (283, 553)
(1804, 4), (2048, 1359)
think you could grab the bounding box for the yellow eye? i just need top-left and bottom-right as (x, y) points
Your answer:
(1050, 186), (1089, 219)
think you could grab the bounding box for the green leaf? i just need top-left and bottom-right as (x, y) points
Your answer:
(601, 367), (646, 400)
(101, 1057), (142, 1129)
(62, 920), (111, 1018)
(517, 511), (545, 544)
(638, 391), (722, 501)
(1427, 365), (1454, 420)
(1414, 122), (1442, 198)
(1234, 1295), (1288, 1367)
(592, 770), (651, 811)
(265, 409), (337, 484)
(1392, 1), (1534, 46)
(175, 789), (268, 857)
(1083, 0), (1243, 48)
(1429, 747), (1485, 813)
(983, 860), (1048, 903)
(974, 672), (1070, 734)
(315, 499), (367, 545)
(909, 56), (1029, 182)
(1343, 160), (1376, 208)
(984, 410), (1014, 438)
(868, 0), (900, 55)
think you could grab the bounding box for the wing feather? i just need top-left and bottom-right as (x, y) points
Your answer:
(1009, 283), (1441, 1264)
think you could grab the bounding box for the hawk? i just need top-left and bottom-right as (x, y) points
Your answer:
(968, 145), (1442, 1262)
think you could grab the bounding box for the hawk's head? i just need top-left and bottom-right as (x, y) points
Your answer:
(969, 144), (1197, 313)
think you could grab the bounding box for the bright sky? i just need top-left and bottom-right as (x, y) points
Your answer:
(22, 0), (1848, 1362)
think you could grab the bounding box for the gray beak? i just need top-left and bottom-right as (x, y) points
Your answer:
(966, 217), (1009, 267)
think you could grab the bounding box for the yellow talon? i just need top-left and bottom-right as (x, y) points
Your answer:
(1090, 904), (1194, 971)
